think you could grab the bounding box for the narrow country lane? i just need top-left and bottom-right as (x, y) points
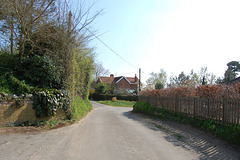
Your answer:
(0, 101), (239, 160)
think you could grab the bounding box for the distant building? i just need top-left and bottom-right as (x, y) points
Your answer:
(144, 83), (155, 90)
(97, 74), (141, 94)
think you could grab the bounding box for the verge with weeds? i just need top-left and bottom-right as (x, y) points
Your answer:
(70, 96), (92, 121)
(133, 101), (240, 146)
(3, 95), (92, 130)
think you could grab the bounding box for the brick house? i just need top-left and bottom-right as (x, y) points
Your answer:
(97, 74), (140, 94)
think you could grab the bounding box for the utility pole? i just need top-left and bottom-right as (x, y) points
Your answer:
(139, 68), (141, 93)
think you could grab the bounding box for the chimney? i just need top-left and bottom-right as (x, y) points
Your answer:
(110, 74), (114, 77)
(135, 74), (137, 82)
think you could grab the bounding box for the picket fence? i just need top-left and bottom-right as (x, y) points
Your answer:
(139, 96), (240, 125)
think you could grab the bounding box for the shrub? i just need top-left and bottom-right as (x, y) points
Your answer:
(0, 52), (18, 76)
(133, 101), (156, 114)
(94, 82), (113, 94)
(17, 55), (62, 89)
(94, 83), (106, 94)
(8, 75), (34, 94)
(0, 52), (62, 92)
(0, 75), (34, 95)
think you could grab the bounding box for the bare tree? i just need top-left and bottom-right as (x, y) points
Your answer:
(0, 0), (55, 57)
(94, 62), (110, 80)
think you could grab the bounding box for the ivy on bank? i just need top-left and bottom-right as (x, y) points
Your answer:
(32, 89), (71, 118)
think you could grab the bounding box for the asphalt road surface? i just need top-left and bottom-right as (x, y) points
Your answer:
(0, 101), (239, 160)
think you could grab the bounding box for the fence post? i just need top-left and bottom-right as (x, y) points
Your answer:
(175, 97), (179, 113)
(223, 98), (228, 124)
(193, 98), (196, 118)
(208, 98), (210, 119)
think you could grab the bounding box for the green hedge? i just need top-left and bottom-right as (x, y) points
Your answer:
(89, 93), (138, 101)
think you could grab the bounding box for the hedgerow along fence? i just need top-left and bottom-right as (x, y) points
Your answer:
(139, 96), (240, 125)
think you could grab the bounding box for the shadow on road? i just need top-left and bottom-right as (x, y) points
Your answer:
(123, 111), (240, 160)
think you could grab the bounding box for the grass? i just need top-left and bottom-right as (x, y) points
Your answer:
(150, 121), (184, 140)
(98, 100), (136, 107)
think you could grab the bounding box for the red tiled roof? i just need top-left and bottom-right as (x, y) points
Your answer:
(113, 76), (122, 83)
(99, 76), (138, 84)
(99, 77), (115, 84)
(126, 77), (138, 83)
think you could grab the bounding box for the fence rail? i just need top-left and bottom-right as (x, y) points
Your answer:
(139, 96), (240, 125)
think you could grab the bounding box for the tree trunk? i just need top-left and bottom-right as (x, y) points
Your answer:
(10, 14), (14, 54)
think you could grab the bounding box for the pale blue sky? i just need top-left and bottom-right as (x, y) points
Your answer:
(86, 0), (240, 83)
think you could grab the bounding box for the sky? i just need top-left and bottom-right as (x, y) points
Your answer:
(85, 0), (240, 84)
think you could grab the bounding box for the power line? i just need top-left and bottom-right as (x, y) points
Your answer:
(64, 2), (138, 70)
(116, 71), (138, 76)
(83, 27), (138, 69)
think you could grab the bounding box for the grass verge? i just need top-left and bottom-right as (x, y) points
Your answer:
(98, 100), (136, 107)
(133, 101), (240, 146)
(70, 96), (93, 121)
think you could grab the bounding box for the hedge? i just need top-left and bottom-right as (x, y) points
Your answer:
(89, 93), (138, 101)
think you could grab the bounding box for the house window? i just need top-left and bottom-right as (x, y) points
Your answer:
(126, 89), (136, 94)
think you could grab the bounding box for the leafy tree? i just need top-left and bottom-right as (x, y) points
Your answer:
(155, 82), (164, 89)
(169, 71), (190, 87)
(199, 67), (209, 84)
(223, 61), (240, 83)
(227, 61), (240, 72)
(146, 69), (167, 89)
(215, 77), (224, 84)
(168, 68), (216, 87)
(189, 70), (200, 87)
(209, 73), (217, 85)
(224, 69), (236, 83)
(197, 67), (216, 85)
(202, 76), (207, 85)
(177, 72), (190, 85)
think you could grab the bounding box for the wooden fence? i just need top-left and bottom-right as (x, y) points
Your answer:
(139, 96), (240, 125)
